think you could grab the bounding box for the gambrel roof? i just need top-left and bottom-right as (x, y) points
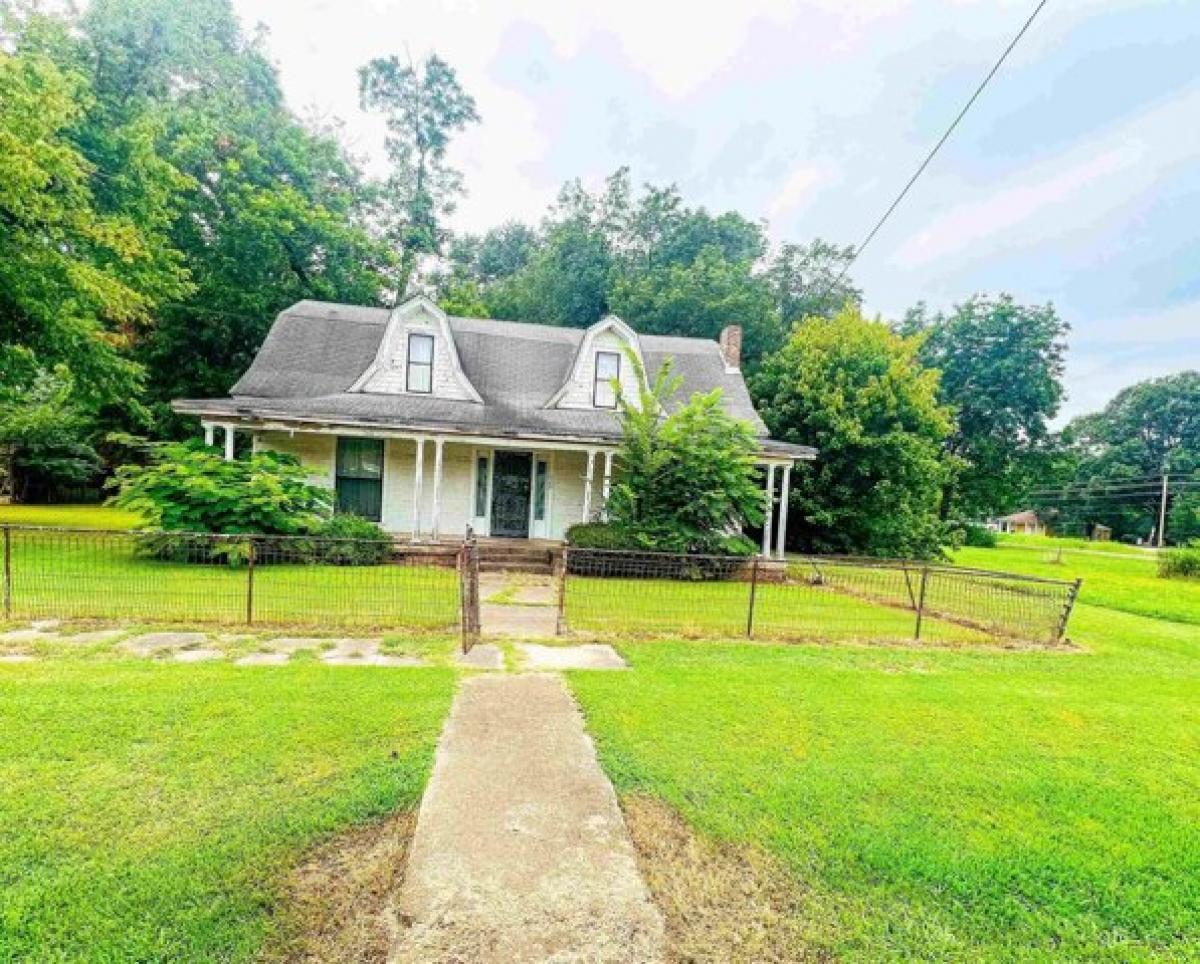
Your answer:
(173, 296), (815, 459)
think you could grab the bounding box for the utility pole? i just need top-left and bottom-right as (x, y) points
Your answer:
(1158, 473), (1169, 548)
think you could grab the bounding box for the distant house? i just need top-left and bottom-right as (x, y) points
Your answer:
(993, 510), (1047, 536)
(172, 295), (815, 557)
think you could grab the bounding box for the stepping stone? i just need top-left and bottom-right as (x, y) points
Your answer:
(0, 629), (52, 643)
(259, 636), (328, 654)
(517, 643), (627, 671)
(31, 619), (61, 632)
(319, 638), (382, 661)
(123, 632), (209, 657)
(0, 654), (35, 663)
(236, 652), (289, 666)
(57, 629), (124, 644)
(174, 648), (223, 663)
(456, 643), (504, 670)
(321, 653), (426, 667)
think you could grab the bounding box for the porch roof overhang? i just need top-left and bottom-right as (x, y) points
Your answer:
(172, 398), (818, 464)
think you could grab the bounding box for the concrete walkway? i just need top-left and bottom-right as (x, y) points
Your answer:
(392, 674), (664, 963)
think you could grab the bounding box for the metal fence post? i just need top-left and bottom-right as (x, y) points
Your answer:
(914, 565), (930, 640)
(3, 525), (11, 619)
(1054, 578), (1083, 643)
(555, 547), (569, 636)
(245, 538), (255, 626)
(746, 557), (759, 638)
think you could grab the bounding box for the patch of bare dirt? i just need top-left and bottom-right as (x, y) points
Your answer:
(259, 812), (415, 964)
(621, 795), (832, 963)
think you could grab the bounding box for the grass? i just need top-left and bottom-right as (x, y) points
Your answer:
(2, 520), (460, 630)
(567, 570), (1048, 647)
(569, 604), (1200, 960)
(953, 537), (1200, 626)
(0, 659), (455, 961)
(0, 502), (142, 530)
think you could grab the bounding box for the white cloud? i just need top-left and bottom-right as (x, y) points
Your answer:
(892, 144), (1145, 268)
(766, 163), (829, 221)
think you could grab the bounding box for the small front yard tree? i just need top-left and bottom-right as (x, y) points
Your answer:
(753, 306), (953, 559)
(587, 354), (763, 554)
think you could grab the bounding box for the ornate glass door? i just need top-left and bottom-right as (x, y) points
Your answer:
(490, 451), (533, 538)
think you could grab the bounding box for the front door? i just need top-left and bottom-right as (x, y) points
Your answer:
(490, 451), (533, 538)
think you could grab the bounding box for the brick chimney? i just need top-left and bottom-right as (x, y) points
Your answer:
(718, 325), (743, 370)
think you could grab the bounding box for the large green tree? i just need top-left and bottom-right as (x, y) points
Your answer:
(81, 0), (396, 426)
(442, 169), (812, 366)
(753, 307), (953, 558)
(0, 11), (187, 411)
(902, 295), (1068, 519)
(359, 53), (480, 297)
(1048, 372), (1200, 542)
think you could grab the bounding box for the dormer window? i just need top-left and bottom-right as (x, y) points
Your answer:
(407, 333), (434, 394)
(593, 351), (620, 408)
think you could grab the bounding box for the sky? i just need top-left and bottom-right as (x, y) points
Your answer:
(232, 0), (1200, 421)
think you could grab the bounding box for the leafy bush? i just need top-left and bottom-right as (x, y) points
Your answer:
(110, 441), (332, 535)
(307, 514), (393, 566)
(960, 523), (999, 548)
(565, 522), (637, 550)
(603, 353), (764, 555)
(1159, 545), (1200, 580)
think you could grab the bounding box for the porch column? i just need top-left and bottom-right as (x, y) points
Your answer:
(223, 424), (236, 461)
(581, 449), (597, 523)
(430, 437), (445, 540)
(202, 422), (214, 447)
(775, 463), (791, 560)
(411, 437), (425, 540)
(761, 463), (776, 557)
(601, 451), (614, 519)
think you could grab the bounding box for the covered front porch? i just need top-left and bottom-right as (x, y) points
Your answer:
(201, 419), (798, 558)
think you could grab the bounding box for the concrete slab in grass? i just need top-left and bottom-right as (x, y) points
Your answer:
(456, 643), (504, 670)
(0, 654), (36, 663)
(319, 638), (383, 660)
(174, 648), (223, 663)
(235, 652), (290, 666)
(516, 643), (627, 671)
(322, 651), (426, 667)
(0, 629), (52, 643)
(259, 636), (329, 654)
(123, 632), (210, 657)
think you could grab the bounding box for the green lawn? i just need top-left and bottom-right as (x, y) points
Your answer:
(0, 503), (142, 529)
(569, 603), (1200, 960)
(0, 660), (455, 960)
(566, 573), (1036, 648)
(2, 514), (460, 630)
(952, 538), (1200, 626)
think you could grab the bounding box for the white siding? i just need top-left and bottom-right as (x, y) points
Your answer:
(550, 450), (604, 536)
(359, 304), (476, 400)
(555, 329), (641, 409)
(254, 431), (335, 488)
(381, 440), (476, 537)
(255, 429), (608, 540)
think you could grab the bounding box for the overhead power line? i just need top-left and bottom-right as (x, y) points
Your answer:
(820, 0), (1051, 295)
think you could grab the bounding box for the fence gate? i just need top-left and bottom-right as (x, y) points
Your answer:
(459, 530), (481, 653)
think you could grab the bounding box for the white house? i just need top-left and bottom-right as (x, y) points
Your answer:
(172, 296), (815, 557)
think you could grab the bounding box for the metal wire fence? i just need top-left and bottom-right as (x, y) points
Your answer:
(560, 548), (1080, 646)
(1, 526), (462, 632)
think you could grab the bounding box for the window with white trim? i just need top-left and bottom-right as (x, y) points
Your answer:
(593, 350), (620, 408)
(407, 333), (434, 394)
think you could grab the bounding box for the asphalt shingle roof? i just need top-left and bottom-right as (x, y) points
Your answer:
(174, 299), (815, 457)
